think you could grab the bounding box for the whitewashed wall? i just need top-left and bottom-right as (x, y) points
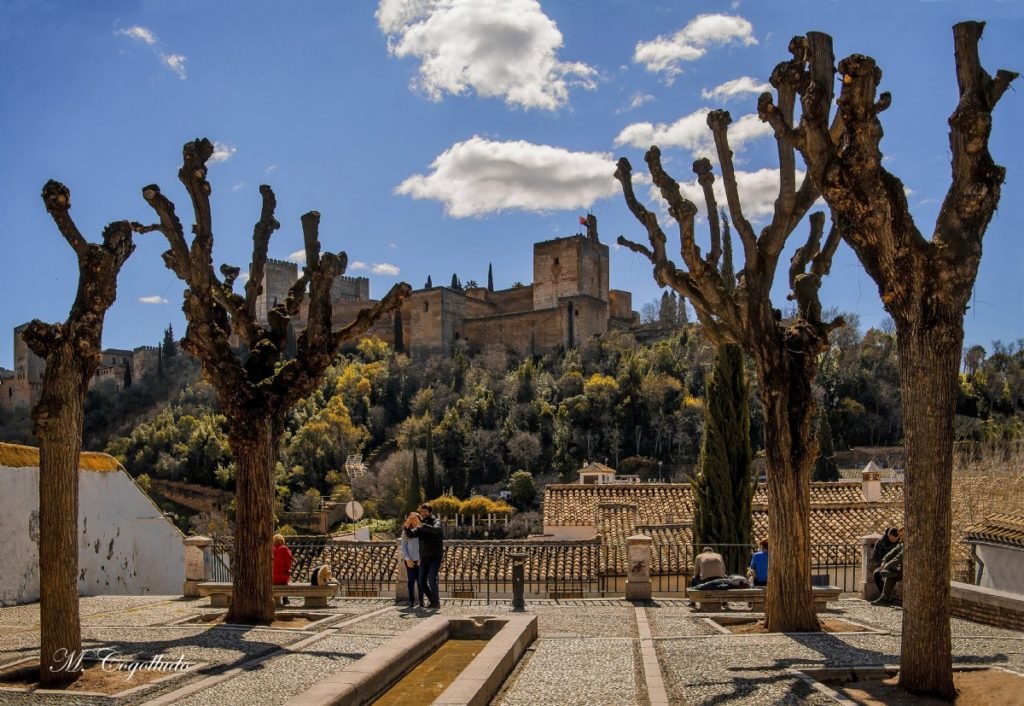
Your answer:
(975, 543), (1024, 595)
(0, 465), (184, 606)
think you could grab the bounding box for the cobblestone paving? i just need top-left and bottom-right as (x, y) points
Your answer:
(1, 596), (1022, 705)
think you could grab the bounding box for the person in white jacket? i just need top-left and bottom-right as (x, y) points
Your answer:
(401, 512), (424, 608)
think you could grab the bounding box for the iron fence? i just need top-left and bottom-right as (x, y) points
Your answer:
(203, 537), (864, 598)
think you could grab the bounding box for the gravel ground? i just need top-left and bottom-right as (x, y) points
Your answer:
(494, 638), (643, 706)
(647, 610), (723, 637)
(335, 603), (515, 635)
(530, 606), (639, 638)
(0, 595), (180, 626)
(169, 633), (387, 706)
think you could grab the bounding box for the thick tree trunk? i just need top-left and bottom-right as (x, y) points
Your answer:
(896, 321), (959, 699)
(224, 418), (278, 624)
(35, 354), (84, 686)
(758, 353), (820, 633)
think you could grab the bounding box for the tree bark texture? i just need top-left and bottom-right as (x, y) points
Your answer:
(23, 181), (138, 685)
(143, 139), (410, 624)
(759, 22), (1016, 697)
(615, 97), (842, 630)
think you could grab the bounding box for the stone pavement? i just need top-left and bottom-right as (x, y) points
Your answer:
(0, 595), (1021, 705)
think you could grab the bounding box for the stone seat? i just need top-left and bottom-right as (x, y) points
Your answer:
(686, 585), (841, 613)
(197, 581), (337, 608)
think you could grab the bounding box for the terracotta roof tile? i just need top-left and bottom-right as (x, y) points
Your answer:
(963, 512), (1024, 548)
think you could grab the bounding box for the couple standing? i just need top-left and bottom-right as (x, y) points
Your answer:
(400, 503), (443, 610)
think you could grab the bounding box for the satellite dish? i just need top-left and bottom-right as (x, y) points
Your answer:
(345, 500), (364, 522)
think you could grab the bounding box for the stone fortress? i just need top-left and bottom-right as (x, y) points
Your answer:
(0, 215), (637, 412)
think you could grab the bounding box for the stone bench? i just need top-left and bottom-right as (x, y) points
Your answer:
(686, 585), (842, 612)
(197, 581), (337, 608)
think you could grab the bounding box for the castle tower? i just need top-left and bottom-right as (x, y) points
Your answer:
(253, 259), (299, 326)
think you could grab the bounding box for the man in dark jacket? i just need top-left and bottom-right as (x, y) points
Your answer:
(871, 527), (901, 594)
(871, 532), (905, 606)
(407, 503), (444, 609)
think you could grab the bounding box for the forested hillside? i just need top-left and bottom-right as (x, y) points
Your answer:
(2, 313), (1021, 525)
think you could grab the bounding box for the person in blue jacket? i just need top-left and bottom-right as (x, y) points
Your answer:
(748, 538), (769, 586)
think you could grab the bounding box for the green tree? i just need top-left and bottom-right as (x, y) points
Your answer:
(692, 342), (753, 574)
(812, 409), (839, 482)
(403, 449), (423, 516)
(162, 324), (177, 358)
(424, 421), (438, 498)
(507, 470), (537, 509)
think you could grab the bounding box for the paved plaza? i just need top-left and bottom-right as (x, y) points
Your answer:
(0, 596), (1022, 705)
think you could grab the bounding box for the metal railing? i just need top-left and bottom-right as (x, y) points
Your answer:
(203, 537), (864, 598)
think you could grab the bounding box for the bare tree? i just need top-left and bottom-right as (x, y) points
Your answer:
(23, 182), (142, 684)
(142, 139), (410, 623)
(759, 23), (1016, 697)
(615, 103), (843, 628)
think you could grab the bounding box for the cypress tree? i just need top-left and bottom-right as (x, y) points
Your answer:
(162, 324), (176, 358)
(692, 212), (753, 573)
(425, 275), (432, 288)
(424, 421), (437, 498)
(405, 449), (423, 515)
(487, 263), (494, 291)
(156, 341), (164, 382)
(812, 410), (839, 482)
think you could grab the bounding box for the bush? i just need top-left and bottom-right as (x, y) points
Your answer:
(427, 494), (462, 516)
(277, 524), (298, 537)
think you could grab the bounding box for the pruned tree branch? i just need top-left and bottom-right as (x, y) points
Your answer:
(41, 181), (89, 258)
(244, 185), (280, 322)
(706, 111), (758, 266)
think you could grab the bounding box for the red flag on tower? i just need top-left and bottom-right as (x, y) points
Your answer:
(579, 216), (588, 226)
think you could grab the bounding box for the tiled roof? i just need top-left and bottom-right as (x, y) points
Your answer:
(440, 539), (604, 581)
(752, 482), (903, 505)
(963, 512), (1024, 548)
(287, 540), (399, 582)
(753, 505), (904, 546)
(544, 484), (694, 527)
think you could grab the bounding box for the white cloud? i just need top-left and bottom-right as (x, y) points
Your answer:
(376, 0), (596, 110)
(396, 135), (618, 217)
(349, 261), (398, 275)
(646, 166), (803, 222)
(702, 76), (771, 102)
(265, 164), (278, 174)
(139, 295), (168, 305)
(118, 26), (157, 45)
(388, 242), (397, 249)
(210, 141), (237, 163)
(232, 182), (245, 191)
(161, 53), (187, 79)
(287, 249), (306, 265)
(238, 272), (250, 284)
(627, 93), (655, 111)
(116, 25), (188, 79)
(614, 108), (771, 155)
(635, 14), (756, 80)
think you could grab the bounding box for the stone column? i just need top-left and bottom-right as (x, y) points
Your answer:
(860, 533), (882, 601)
(625, 534), (652, 601)
(183, 535), (212, 597)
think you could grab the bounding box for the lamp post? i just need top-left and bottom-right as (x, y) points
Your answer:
(658, 461), (663, 483)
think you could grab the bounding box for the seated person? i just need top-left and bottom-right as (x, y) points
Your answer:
(872, 527), (901, 568)
(747, 538), (769, 587)
(691, 546), (727, 587)
(272, 533), (294, 606)
(310, 563), (337, 586)
(871, 535), (905, 606)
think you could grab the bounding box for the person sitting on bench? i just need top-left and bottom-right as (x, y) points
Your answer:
(273, 533), (294, 605)
(748, 538), (769, 587)
(692, 546), (727, 587)
(309, 563), (336, 586)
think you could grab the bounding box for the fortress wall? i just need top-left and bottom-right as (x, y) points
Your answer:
(608, 289), (633, 321)
(533, 236), (609, 310)
(463, 308), (563, 356)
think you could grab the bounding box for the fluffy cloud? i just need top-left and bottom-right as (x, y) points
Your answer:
(287, 249), (306, 265)
(634, 14), (756, 79)
(139, 295), (167, 305)
(702, 76), (771, 102)
(210, 142), (237, 163)
(614, 108), (771, 155)
(646, 167), (804, 222)
(396, 136), (618, 217)
(116, 25), (187, 79)
(376, 0), (596, 110)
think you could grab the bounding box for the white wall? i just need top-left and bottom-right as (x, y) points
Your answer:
(0, 465), (184, 606)
(975, 543), (1024, 594)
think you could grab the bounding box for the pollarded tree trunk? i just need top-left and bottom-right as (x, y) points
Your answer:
(23, 181), (139, 686)
(895, 319), (961, 695)
(34, 354), (86, 686)
(756, 343), (820, 632)
(224, 417), (279, 624)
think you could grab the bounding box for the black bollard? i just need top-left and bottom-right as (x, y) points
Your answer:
(510, 550), (527, 611)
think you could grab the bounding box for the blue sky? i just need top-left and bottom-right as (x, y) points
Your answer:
(1, 0), (1021, 369)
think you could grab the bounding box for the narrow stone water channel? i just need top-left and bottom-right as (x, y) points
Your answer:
(372, 638), (488, 706)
